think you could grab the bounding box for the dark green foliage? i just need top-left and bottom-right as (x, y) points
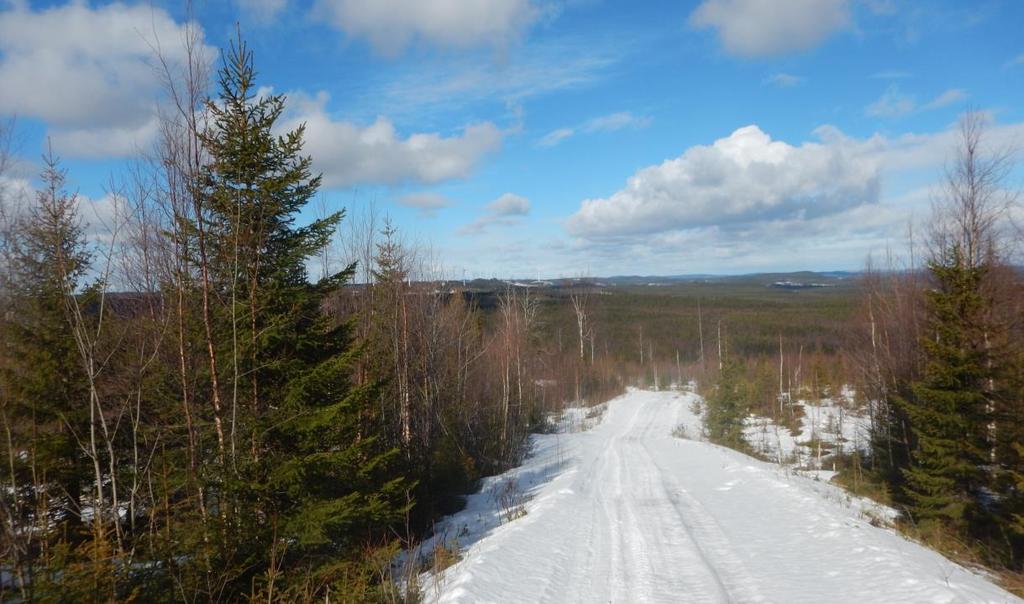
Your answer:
(1009, 443), (1024, 537)
(588, 279), (855, 365)
(1000, 369), (1024, 562)
(0, 150), (93, 579)
(1, 33), (554, 601)
(705, 359), (749, 449)
(198, 34), (335, 414)
(898, 246), (992, 531)
(267, 348), (407, 550)
(187, 36), (408, 597)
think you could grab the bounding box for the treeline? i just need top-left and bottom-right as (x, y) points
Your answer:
(579, 280), (853, 397)
(696, 116), (1024, 573)
(699, 114), (1024, 575)
(0, 37), (618, 602)
(846, 115), (1024, 571)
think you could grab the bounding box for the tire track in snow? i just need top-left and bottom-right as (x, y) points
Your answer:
(639, 439), (767, 603)
(424, 390), (1022, 604)
(603, 396), (737, 602)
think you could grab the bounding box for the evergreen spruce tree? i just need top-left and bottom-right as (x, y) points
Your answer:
(1010, 443), (1024, 534)
(194, 34), (406, 598)
(368, 219), (414, 452)
(706, 359), (748, 449)
(1001, 379), (1024, 560)
(898, 245), (991, 531)
(0, 149), (95, 599)
(3, 150), (91, 531)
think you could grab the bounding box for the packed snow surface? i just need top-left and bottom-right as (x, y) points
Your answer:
(417, 389), (1021, 603)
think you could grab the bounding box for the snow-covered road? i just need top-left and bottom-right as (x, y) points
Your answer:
(421, 389), (1021, 603)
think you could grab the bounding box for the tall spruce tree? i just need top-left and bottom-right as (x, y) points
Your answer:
(369, 219), (414, 452)
(898, 245), (992, 531)
(194, 34), (406, 598)
(5, 150), (91, 529)
(0, 149), (95, 600)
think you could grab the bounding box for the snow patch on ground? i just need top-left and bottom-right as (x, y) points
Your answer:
(744, 395), (871, 469)
(740, 394), (897, 526)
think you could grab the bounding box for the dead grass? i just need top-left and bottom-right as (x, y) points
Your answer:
(491, 476), (528, 523)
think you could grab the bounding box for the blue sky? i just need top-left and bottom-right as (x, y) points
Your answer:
(1, 0), (1022, 277)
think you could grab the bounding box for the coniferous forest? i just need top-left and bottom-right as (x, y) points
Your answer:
(1, 24), (1023, 604)
(0, 37), (619, 601)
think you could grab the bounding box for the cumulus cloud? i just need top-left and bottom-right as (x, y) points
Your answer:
(0, 174), (31, 213)
(460, 192), (529, 235)
(315, 0), (542, 55)
(566, 125), (881, 239)
(561, 200), (910, 274)
(280, 91), (502, 188)
(689, 0), (850, 57)
(453, 118), (1024, 276)
(49, 119), (164, 159)
(0, 173), (125, 250)
(867, 117), (1024, 173)
(487, 192), (529, 216)
(1005, 54), (1024, 69)
(558, 117), (1024, 273)
(448, 194), (917, 277)
(398, 192), (453, 216)
(0, 2), (213, 158)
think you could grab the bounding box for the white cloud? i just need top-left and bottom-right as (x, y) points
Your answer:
(566, 125), (881, 239)
(237, 0), (288, 23)
(453, 118), (1024, 276)
(315, 0), (543, 55)
(538, 111), (651, 147)
(460, 192), (529, 235)
(866, 118), (1024, 173)
(559, 118), (1024, 273)
(539, 127), (574, 147)
(487, 192), (530, 216)
(582, 112), (652, 133)
(866, 86), (967, 118)
(561, 203), (902, 274)
(0, 2), (213, 158)
(763, 73), (805, 87)
(1005, 53), (1024, 69)
(281, 91), (502, 188)
(865, 85), (916, 117)
(364, 36), (618, 121)
(0, 174), (31, 215)
(49, 117), (163, 159)
(922, 88), (967, 110)
(689, 0), (850, 57)
(398, 192), (453, 216)
(0, 174), (123, 249)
